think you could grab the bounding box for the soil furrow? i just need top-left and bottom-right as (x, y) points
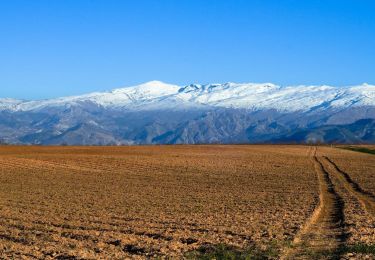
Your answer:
(0, 145), (328, 258)
(283, 148), (347, 259)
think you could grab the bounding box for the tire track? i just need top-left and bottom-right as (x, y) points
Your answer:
(321, 156), (375, 216)
(283, 147), (347, 259)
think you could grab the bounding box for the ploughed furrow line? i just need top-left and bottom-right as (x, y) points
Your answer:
(17, 157), (105, 173)
(321, 156), (375, 216)
(0, 157), (103, 174)
(283, 149), (346, 259)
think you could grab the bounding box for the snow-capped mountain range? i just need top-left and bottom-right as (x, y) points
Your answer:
(0, 81), (374, 145)
(1, 81), (375, 112)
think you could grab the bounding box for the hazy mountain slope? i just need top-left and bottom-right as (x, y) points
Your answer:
(273, 119), (375, 144)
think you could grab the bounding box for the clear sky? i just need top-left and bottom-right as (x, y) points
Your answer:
(1, 0), (374, 99)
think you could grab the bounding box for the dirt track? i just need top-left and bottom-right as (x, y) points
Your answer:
(283, 148), (346, 259)
(284, 147), (375, 259)
(322, 156), (375, 216)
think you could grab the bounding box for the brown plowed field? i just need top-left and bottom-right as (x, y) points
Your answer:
(0, 145), (374, 259)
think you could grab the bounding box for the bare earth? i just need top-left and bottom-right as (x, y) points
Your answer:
(0, 145), (374, 259)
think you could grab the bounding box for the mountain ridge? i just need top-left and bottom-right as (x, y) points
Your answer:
(1, 81), (374, 112)
(0, 81), (374, 145)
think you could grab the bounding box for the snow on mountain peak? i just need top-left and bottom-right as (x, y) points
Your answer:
(0, 98), (24, 110)
(0, 82), (374, 112)
(111, 81), (180, 97)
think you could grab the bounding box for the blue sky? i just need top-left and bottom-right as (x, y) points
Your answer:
(1, 0), (374, 99)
